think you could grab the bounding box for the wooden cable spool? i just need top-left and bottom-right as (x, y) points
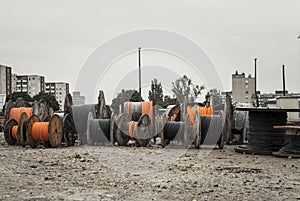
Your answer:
(37, 99), (49, 122)
(124, 101), (153, 122)
(15, 98), (31, 108)
(18, 112), (29, 147)
(87, 112), (112, 145)
(4, 100), (15, 122)
(51, 112), (77, 146)
(4, 112), (29, 146)
(64, 93), (73, 114)
(194, 111), (201, 149)
(114, 113), (152, 147)
(4, 119), (18, 145)
(114, 113), (131, 146)
(272, 125), (300, 158)
(27, 114), (62, 148)
(216, 110), (225, 149)
(8, 107), (33, 124)
(160, 114), (167, 147)
(62, 113), (77, 146)
(135, 114), (152, 147)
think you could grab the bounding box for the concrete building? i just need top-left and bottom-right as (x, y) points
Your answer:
(72, 91), (85, 105)
(13, 75), (45, 97)
(277, 96), (300, 122)
(45, 82), (69, 111)
(0, 65), (12, 96)
(232, 71), (255, 104)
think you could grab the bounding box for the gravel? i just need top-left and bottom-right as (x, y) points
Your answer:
(0, 132), (299, 201)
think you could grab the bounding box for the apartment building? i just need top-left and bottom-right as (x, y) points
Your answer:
(45, 82), (69, 111)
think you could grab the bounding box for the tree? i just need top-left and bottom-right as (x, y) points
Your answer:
(130, 90), (143, 102)
(5, 92), (33, 103)
(33, 92), (60, 111)
(172, 75), (204, 103)
(148, 79), (164, 107)
(111, 89), (143, 114)
(161, 95), (179, 108)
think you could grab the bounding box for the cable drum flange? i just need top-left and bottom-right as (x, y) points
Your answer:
(18, 112), (29, 147)
(71, 104), (97, 145)
(115, 113), (131, 146)
(27, 114), (63, 148)
(200, 115), (223, 148)
(4, 119), (18, 145)
(87, 112), (111, 145)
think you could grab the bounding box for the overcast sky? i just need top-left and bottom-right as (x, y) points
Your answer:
(0, 0), (299, 103)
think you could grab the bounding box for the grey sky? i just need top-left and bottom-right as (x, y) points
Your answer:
(0, 0), (299, 103)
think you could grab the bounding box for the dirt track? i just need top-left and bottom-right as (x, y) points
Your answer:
(0, 132), (299, 201)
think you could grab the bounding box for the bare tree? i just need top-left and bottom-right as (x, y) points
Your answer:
(172, 75), (204, 103)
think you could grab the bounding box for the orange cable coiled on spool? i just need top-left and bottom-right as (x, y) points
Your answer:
(187, 106), (196, 128)
(197, 105), (213, 116)
(9, 107), (33, 123)
(32, 122), (49, 142)
(128, 121), (138, 140)
(142, 101), (153, 121)
(187, 105), (213, 128)
(11, 126), (19, 142)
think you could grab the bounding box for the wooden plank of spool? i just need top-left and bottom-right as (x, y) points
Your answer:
(184, 113), (190, 148)
(136, 114), (151, 147)
(86, 112), (94, 145)
(160, 114), (167, 148)
(194, 110), (201, 149)
(273, 126), (300, 136)
(15, 98), (25, 107)
(216, 110), (225, 149)
(18, 112), (28, 147)
(48, 114), (63, 148)
(110, 115), (115, 145)
(4, 119), (18, 145)
(27, 115), (40, 148)
(224, 93), (233, 144)
(115, 113), (130, 146)
(62, 113), (77, 146)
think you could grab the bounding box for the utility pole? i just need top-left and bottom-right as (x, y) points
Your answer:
(254, 58), (259, 107)
(282, 65), (286, 96)
(254, 58), (257, 94)
(138, 47), (142, 101)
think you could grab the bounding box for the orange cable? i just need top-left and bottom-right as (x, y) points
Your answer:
(9, 107), (32, 124)
(32, 122), (49, 142)
(12, 126), (18, 142)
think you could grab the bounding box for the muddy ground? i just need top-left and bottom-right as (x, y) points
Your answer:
(0, 132), (299, 201)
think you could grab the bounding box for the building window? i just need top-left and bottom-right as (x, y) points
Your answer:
(246, 91), (248, 94)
